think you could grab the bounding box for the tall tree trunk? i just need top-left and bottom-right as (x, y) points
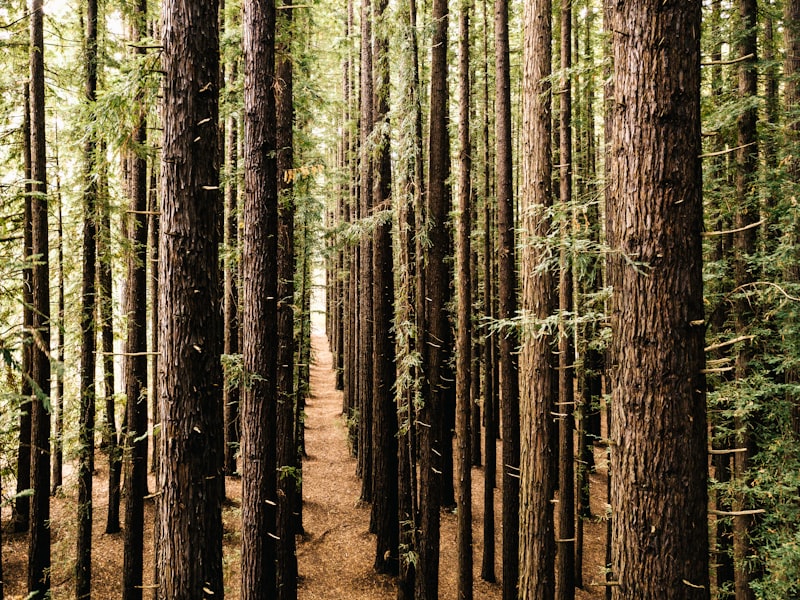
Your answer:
(519, 1), (555, 598)
(416, 0), (451, 592)
(14, 82), (33, 535)
(606, 1), (710, 598)
(51, 185), (64, 495)
(455, 0), (473, 594)
(157, 0), (225, 593)
(241, 0), (279, 593)
(371, 0), (399, 574)
(358, 0), (375, 504)
(480, 0), (496, 581)
(276, 4), (298, 595)
(556, 1), (575, 598)
(28, 0), (51, 593)
(732, 2), (759, 599)
(122, 3), (150, 597)
(496, 0), (520, 591)
(99, 157), (121, 535)
(149, 163), (160, 478)
(76, 0), (98, 594)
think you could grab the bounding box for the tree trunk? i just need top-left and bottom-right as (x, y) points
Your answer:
(606, 2), (709, 598)
(157, 0), (225, 593)
(52, 185), (64, 496)
(276, 5), (298, 595)
(14, 82), (33, 535)
(455, 0), (473, 595)
(519, 1), (555, 599)
(241, 0), (279, 593)
(416, 0), (451, 593)
(370, 0), (399, 573)
(28, 0), (51, 592)
(556, 1), (575, 597)
(76, 0), (98, 594)
(496, 0), (520, 592)
(122, 4), (150, 597)
(358, 0), (374, 504)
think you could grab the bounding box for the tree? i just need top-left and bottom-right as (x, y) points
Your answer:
(605, 1), (709, 597)
(14, 81), (33, 535)
(122, 1), (150, 596)
(28, 0), (52, 593)
(370, 0), (399, 574)
(156, 0), (225, 592)
(416, 0), (451, 591)
(241, 0), (280, 592)
(518, 0), (555, 597)
(556, 1), (575, 598)
(495, 0), (520, 590)
(455, 0), (473, 594)
(276, 1), (298, 594)
(76, 0), (99, 594)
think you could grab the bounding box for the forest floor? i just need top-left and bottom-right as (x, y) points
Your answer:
(2, 331), (608, 599)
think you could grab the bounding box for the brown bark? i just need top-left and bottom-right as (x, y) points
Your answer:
(52, 188), (64, 495)
(157, 0), (225, 593)
(241, 0), (278, 593)
(556, 1), (575, 598)
(76, 0), (98, 595)
(123, 4), (150, 598)
(495, 0), (520, 592)
(606, 2), (709, 598)
(276, 5), (298, 595)
(370, 0), (399, 574)
(28, 0), (51, 592)
(416, 0), (451, 592)
(455, 0), (473, 596)
(519, 1), (555, 598)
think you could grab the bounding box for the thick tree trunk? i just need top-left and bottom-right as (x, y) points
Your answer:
(276, 7), (298, 596)
(241, 0), (279, 594)
(157, 0), (225, 594)
(28, 0), (51, 593)
(605, 2), (709, 598)
(519, 1), (555, 598)
(370, 0), (399, 574)
(495, 0), (520, 592)
(416, 0), (452, 592)
(455, 0), (473, 595)
(76, 0), (98, 595)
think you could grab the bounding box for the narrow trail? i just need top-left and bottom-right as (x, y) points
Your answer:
(297, 333), (395, 599)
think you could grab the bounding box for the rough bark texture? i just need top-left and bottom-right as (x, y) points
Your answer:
(52, 193), (64, 495)
(241, 0), (279, 594)
(370, 0), (399, 574)
(123, 3), (150, 597)
(495, 0), (520, 592)
(358, 0), (374, 503)
(28, 0), (51, 593)
(732, 2), (759, 598)
(519, 0), (555, 598)
(157, 0), (225, 594)
(76, 0), (98, 594)
(605, 2), (710, 598)
(416, 0), (450, 593)
(455, 1), (473, 595)
(276, 7), (298, 595)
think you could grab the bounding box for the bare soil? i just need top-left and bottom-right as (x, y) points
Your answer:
(2, 332), (607, 598)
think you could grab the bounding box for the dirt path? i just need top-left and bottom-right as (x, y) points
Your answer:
(297, 333), (395, 599)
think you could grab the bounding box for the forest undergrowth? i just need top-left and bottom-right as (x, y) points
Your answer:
(1, 333), (607, 599)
